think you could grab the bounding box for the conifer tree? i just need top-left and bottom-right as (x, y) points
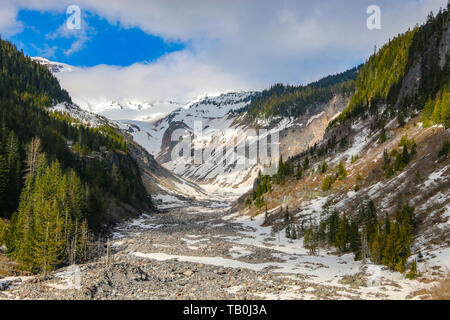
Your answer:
(0, 153), (8, 216)
(328, 211), (340, 246)
(336, 212), (349, 252)
(5, 131), (21, 214)
(336, 161), (347, 180)
(406, 260), (418, 279)
(349, 219), (361, 259)
(303, 156), (309, 170)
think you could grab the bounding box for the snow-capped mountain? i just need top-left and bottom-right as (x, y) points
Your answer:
(31, 57), (76, 73)
(81, 99), (186, 122)
(118, 91), (348, 193)
(31, 57), (185, 122)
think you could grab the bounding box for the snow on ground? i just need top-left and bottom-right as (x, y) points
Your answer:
(306, 111), (325, 126)
(229, 246), (253, 259)
(422, 165), (449, 188)
(46, 265), (82, 290)
(153, 194), (187, 210)
(113, 213), (166, 237)
(0, 276), (34, 291)
(330, 126), (372, 165)
(51, 102), (106, 128)
(129, 206), (431, 299)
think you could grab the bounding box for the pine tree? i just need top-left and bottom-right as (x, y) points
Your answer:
(303, 156), (309, 170)
(5, 131), (21, 214)
(284, 207), (290, 223)
(0, 218), (7, 245)
(336, 161), (347, 180)
(304, 224), (318, 255)
(349, 219), (361, 260)
(320, 161), (328, 173)
(336, 212), (349, 252)
(0, 153), (8, 216)
(32, 198), (65, 276)
(328, 211), (340, 246)
(406, 260), (418, 279)
(285, 224), (291, 239)
(361, 227), (369, 264)
(290, 224), (297, 239)
(25, 138), (43, 178)
(379, 127), (387, 143)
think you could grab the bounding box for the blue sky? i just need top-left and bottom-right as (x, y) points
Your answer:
(7, 9), (185, 67)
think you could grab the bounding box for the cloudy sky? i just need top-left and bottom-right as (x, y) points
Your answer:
(0, 0), (447, 108)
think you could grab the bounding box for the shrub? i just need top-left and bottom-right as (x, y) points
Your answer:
(321, 175), (336, 191)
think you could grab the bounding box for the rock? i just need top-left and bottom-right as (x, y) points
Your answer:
(183, 270), (194, 277)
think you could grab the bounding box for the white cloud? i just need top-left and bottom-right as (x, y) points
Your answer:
(1, 0), (447, 108)
(57, 50), (256, 110)
(30, 43), (57, 58)
(0, 1), (22, 37)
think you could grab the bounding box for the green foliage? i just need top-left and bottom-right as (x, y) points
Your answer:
(332, 30), (416, 126)
(303, 223), (319, 255)
(321, 175), (336, 191)
(0, 39), (71, 105)
(6, 157), (89, 274)
(319, 161), (328, 174)
(379, 127), (387, 144)
(330, 8), (449, 128)
(285, 224), (291, 239)
(327, 210), (340, 245)
(382, 135), (417, 178)
(305, 199), (416, 274)
(246, 67), (358, 121)
(0, 218), (7, 245)
(349, 219), (361, 259)
(295, 164), (303, 180)
(0, 37), (151, 273)
(406, 260), (418, 280)
(303, 156), (310, 170)
(350, 155), (359, 163)
(249, 170), (272, 207)
(336, 212), (350, 252)
(336, 161), (347, 180)
(284, 207), (290, 223)
(0, 37), (149, 222)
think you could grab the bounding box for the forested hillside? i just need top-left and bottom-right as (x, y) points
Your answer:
(331, 7), (449, 128)
(0, 37), (151, 274)
(246, 66), (359, 121)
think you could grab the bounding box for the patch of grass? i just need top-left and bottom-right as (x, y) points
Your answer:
(427, 276), (450, 300)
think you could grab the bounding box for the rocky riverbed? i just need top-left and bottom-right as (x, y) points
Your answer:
(0, 197), (434, 300)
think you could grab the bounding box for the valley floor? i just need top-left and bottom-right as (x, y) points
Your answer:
(0, 196), (445, 300)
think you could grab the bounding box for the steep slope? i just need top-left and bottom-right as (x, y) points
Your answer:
(48, 102), (207, 204)
(239, 8), (449, 283)
(0, 39), (158, 226)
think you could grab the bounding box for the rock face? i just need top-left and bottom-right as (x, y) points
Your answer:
(278, 94), (349, 160)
